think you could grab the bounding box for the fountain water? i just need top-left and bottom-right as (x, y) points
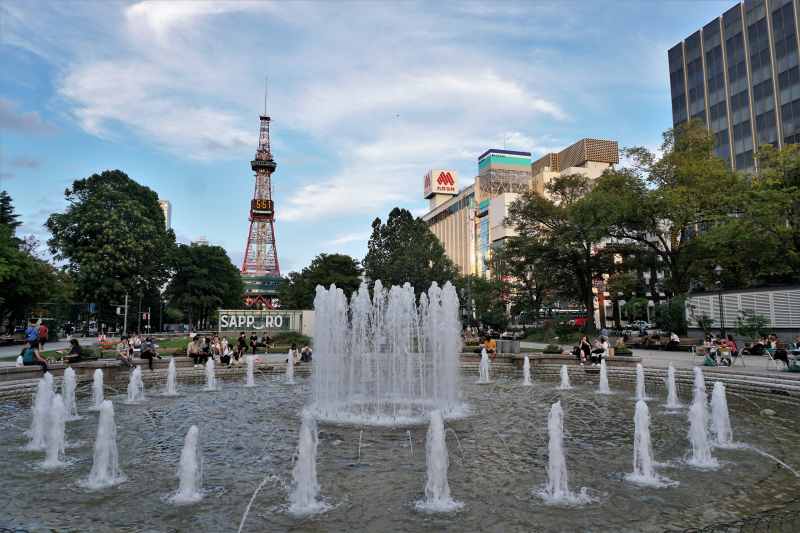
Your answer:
(26, 374), (53, 451)
(309, 281), (464, 426)
(710, 382), (734, 448)
(522, 355), (532, 386)
(597, 360), (610, 394)
(687, 394), (718, 469)
(692, 367), (706, 404)
(537, 401), (590, 504)
(665, 364), (682, 409)
(245, 355), (255, 387)
(62, 367), (80, 421)
(285, 349), (295, 384)
(415, 410), (462, 512)
(558, 365), (571, 390)
(626, 400), (675, 487)
(170, 425), (203, 504)
(288, 414), (326, 515)
(42, 394), (66, 468)
(164, 357), (178, 396)
(635, 363), (647, 401)
(126, 366), (145, 403)
(477, 348), (491, 384)
(81, 400), (125, 489)
(205, 359), (217, 391)
(90, 369), (104, 411)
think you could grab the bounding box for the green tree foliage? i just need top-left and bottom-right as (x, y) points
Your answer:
(457, 275), (509, 330)
(736, 310), (770, 340)
(279, 253), (362, 309)
(363, 207), (458, 292)
(588, 121), (740, 296)
(506, 174), (611, 331)
(490, 236), (559, 321)
(164, 243), (244, 329)
(46, 170), (176, 307)
(0, 194), (72, 332)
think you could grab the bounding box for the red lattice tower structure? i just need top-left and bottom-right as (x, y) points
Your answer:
(241, 111), (281, 306)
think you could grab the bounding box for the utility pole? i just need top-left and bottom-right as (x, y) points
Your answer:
(123, 293), (129, 336)
(137, 294), (142, 334)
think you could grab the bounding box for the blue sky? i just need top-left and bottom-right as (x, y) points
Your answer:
(1, 0), (730, 273)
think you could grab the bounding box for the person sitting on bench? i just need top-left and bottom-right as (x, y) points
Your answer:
(21, 344), (48, 372)
(62, 338), (84, 364)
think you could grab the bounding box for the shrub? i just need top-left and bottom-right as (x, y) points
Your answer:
(271, 332), (312, 347)
(654, 296), (687, 335)
(736, 310), (769, 339)
(543, 344), (562, 354)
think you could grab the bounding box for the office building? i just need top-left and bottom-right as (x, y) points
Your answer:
(158, 199), (172, 229)
(668, 0), (800, 170)
(422, 138), (618, 278)
(531, 138), (619, 197)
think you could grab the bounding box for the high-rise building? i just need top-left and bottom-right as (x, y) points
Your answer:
(668, 0), (800, 170)
(158, 199), (172, 229)
(422, 139), (618, 278)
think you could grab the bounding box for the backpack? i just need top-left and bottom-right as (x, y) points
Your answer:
(25, 326), (39, 342)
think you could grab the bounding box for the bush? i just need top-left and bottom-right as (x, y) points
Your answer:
(271, 332), (312, 347)
(736, 310), (769, 339)
(654, 296), (687, 335)
(543, 343), (562, 354)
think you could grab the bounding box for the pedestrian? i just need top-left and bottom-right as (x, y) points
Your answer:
(37, 321), (49, 352)
(24, 318), (39, 349)
(237, 332), (247, 359)
(249, 333), (258, 355)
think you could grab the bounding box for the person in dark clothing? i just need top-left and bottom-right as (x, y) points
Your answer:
(249, 334), (258, 354)
(141, 337), (159, 370)
(22, 345), (48, 372)
(237, 332), (247, 358)
(63, 339), (84, 364)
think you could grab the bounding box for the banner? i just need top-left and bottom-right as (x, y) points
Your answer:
(217, 309), (303, 333)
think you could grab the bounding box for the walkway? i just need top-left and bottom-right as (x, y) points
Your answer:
(520, 341), (800, 381)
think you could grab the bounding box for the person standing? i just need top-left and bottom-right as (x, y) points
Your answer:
(24, 318), (39, 349)
(37, 321), (49, 352)
(249, 333), (258, 355)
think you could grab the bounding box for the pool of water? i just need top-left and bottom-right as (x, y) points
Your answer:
(1, 374), (799, 532)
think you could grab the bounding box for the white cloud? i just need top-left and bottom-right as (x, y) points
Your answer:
(326, 232), (369, 246)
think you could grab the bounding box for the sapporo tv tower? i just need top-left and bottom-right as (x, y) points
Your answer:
(241, 89), (282, 308)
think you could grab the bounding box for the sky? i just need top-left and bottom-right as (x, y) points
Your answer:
(1, 0), (731, 273)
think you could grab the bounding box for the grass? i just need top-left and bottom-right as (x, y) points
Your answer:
(524, 328), (583, 345)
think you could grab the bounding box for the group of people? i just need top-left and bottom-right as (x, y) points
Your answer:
(571, 335), (610, 366)
(186, 333), (314, 369)
(19, 318), (50, 372)
(701, 333), (739, 367)
(116, 335), (160, 369)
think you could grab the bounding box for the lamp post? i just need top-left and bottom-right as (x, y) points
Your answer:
(714, 264), (726, 337)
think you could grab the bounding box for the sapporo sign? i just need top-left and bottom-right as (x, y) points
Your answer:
(217, 309), (303, 333)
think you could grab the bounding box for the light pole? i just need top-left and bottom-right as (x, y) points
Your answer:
(714, 264), (725, 337)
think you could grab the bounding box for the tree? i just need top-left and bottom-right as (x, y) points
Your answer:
(0, 190), (22, 236)
(164, 243), (244, 329)
(46, 170), (176, 314)
(588, 120), (740, 296)
(279, 253), (362, 309)
(0, 194), (72, 332)
(490, 236), (559, 321)
(363, 207), (458, 292)
(736, 310), (770, 340)
(457, 275), (509, 330)
(506, 174), (611, 332)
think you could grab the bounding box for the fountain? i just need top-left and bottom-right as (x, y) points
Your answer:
(285, 349), (295, 384)
(522, 355), (532, 386)
(90, 369), (104, 411)
(288, 413), (326, 515)
(62, 367), (80, 421)
(415, 410), (462, 512)
(42, 394), (66, 468)
(126, 366), (145, 403)
(26, 374), (53, 451)
(710, 382), (734, 448)
(309, 281), (464, 425)
(170, 425), (203, 504)
(558, 365), (571, 390)
(626, 400), (675, 487)
(665, 364), (682, 409)
(165, 357), (178, 396)
(635, 363), (647, 401)
(597, 360), (610, 394)
(205, 358), (217, 391)
(687, 394), (718, 469)
(477, 348), (491, 384)
(692, 367), (706, 403)
(81, 400), (125, 489)
(537, 401), (590, 504)
(245, 355), (255, 387)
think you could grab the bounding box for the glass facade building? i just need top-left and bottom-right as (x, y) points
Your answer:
(669, 0), (800, 170)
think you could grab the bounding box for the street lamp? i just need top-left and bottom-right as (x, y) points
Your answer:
(714, 264), (725, 337)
